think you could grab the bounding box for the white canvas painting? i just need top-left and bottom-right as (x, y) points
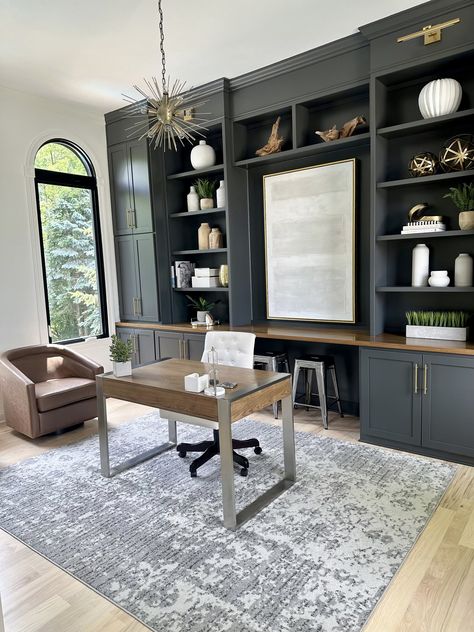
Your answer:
(263, 159), (355, 322)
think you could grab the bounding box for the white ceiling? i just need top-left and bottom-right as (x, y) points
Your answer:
(0, 0), (426, 114)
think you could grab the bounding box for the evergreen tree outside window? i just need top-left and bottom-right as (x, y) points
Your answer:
(34, 140), (108, 343)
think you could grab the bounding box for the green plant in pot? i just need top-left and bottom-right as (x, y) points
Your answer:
(194, 178), (216, 210)
(444, 183), (474, 230)
(109, 334), (133, 377)
(186, 295), (218, 323)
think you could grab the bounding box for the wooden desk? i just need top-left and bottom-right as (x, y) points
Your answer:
(96, 359), (296, 530)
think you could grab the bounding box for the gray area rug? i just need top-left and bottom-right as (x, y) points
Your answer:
(0, 415), (455, 632)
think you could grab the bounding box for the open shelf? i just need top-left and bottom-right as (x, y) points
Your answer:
(376, 286), (474, 293)
(377, 230), (474, 241)
(234, 133), (370, 168)
(377, 108), (474, 139)
(169, 208), (226, 218)
(173, 287), (229, 293)
(167, 164), (225, 180)
(172, 248), (227, 256)
(377, 169), (474, 189)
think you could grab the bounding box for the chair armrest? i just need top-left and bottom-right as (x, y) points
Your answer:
(0, 355), (40, 437)
(56, 346), (104, 379)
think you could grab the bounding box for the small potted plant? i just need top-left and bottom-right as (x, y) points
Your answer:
(194, 178), (216, 210)
(444, 183), (474, 230)
(186, 295), (218, 322)
(406, 310), (470, 341)
(109, 334), (133, 377)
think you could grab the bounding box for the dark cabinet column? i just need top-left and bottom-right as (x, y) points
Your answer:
(129, 139), (154, 234)
(360, 348), (422, 445)
(115, 236), (139, 321)
(109, 145), (131, 236)
(136, 234), (159, 322)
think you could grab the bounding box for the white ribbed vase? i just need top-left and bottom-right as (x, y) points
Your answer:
(412, 243), (429, 287)
(418, 79), (462, 119)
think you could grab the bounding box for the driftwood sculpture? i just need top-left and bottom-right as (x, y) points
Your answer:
(316, 115), (367, 142)
(256, 116), (284, 156)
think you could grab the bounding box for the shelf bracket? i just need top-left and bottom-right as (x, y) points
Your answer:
(397, 18), (460, 45)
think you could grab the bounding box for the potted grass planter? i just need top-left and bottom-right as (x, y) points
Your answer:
(109, 334), (133, 377)
(406, 311), (470, 341)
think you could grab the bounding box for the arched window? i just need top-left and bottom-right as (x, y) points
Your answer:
(34, 140), (108, 343)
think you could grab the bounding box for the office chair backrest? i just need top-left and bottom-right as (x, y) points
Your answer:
(201, 331), (256, 369)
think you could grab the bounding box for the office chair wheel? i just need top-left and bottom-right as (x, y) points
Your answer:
(190, 469), (197, 478)
(254, 446), (262, 455)
(178, 450), (186, 458)
(240, 468), (248, 477)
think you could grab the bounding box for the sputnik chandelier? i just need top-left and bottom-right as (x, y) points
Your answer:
(123, 0), (208, 151)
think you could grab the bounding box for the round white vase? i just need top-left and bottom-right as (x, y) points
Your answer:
(412, 244), (429, 287)
(190, 140), (216, 170)
(428, 270), (450, 287)
(455, 253), (473, 287)
(187, 185), (200, 212)
(216, 180), (226, 208)
(418, 78), (462, 119)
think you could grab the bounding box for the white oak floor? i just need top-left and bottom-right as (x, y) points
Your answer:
(0, 401), (472, 632)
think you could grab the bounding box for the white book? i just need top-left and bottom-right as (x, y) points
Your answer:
(191, 276), (221, 288)
(194, 268), (220, 277)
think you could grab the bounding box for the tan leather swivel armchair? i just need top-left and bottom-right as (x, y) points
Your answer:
(0, 345), (103, 438)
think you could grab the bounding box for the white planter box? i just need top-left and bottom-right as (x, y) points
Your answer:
(113, 360), (132, 377)
(406, 325), (468, 341)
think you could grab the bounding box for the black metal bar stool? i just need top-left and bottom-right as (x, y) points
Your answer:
(254, 351), (290, 418)
(292, 354), (343, 429)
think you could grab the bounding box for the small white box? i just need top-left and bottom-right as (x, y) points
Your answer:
(192, 276), (221, 288)
(194, 268), (220, 277)
(184, 373), (210, 393)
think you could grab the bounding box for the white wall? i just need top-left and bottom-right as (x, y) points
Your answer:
(0, 85), (118, 417)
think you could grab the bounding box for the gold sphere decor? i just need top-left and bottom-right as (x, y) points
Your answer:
(408, 152), (439, 177)
(439, 135), (474, 172)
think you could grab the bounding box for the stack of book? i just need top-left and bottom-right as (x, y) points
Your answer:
(191, 268), (221, 288)
(172, 261), (195, 288)
(401, 221), (446, 234)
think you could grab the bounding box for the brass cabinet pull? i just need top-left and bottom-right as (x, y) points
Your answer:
(183, 339), (188, 360)
(423, 364), (428, 395)
(130, 209), (137, 229)
(413, 363), (419, 394)
(132, 297), (137, 316)
(133, 334), (138, 355)
(136, 297), (142, 316)
(126, 208), (132, 228)
(178, 339), (183, 359)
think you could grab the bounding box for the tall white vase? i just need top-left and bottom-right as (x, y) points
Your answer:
(190, 140), (216, 170)
(455, 253), (473, 287)
(216, 180), (226, 208)
(418, 78), (462, 119)
(187, 185), (199, 212)
(412, 244), (430, 287)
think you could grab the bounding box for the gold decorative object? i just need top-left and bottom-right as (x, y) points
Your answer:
(397, 18), (460, 45)
(439, 135), (474, 172)
(256, 117), (284, 156)
(408, 203), (443, 223)
(123, 0), (208, 150)
(316, 116), (366, 142)
(408, 152), (439, 177)
(219, 264), (229, 287)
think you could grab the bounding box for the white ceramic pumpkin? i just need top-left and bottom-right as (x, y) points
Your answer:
(418, 78), (462, 119)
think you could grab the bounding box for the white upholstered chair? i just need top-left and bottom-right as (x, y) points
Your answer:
(174, 331), (262, 477)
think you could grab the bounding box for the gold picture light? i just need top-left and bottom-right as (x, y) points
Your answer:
(397, 18), (460, 45)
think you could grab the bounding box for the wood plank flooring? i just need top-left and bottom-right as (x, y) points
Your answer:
(0, 400), (471, 631)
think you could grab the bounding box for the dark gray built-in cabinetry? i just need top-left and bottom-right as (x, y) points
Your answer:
(116, 326), (156, 368)
(360, 348), (474, 464)
(115, 326), (205, 365)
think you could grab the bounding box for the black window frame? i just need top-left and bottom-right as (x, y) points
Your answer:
(34, 139), (109, 345)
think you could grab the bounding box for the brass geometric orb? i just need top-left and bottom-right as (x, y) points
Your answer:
(439, 135), (474, 172)
(408, 152), (440, 177)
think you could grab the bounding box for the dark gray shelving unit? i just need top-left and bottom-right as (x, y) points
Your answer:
(377, 230), (474, 241)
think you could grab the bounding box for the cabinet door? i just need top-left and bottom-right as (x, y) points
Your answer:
(136, 329), (156, 366)
(155, 331), (183, 359)
(136, 234), (159, 322)
(115, 236), (139, 321)
(128, 139), (153, 234)
(184, 333), (205, 361)
(360, 348), (422, 445)
(115, 327), (138, 367)
(109, 144), (132, 235)
(422, 354), (474, 458)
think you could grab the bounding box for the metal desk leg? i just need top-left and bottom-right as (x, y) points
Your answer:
(97, 379), (111, 478)
(168, 419), (177, 444)
(218, 398), (237, 529)
(282, 394), (296, 481)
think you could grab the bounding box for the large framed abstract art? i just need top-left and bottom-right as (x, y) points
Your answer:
(263, 158), (356, 323)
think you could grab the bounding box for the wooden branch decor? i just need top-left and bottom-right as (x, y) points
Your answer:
(256, 116), (284, 156)
(316, 115), (367, 142)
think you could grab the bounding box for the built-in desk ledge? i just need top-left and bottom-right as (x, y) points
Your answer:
(115, 322), (474, 356)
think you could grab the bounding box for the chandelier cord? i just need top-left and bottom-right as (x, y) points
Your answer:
(158, 0), (167, 93)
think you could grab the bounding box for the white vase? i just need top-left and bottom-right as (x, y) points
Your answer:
(455, 253), (473, 287)
(187, 185), (200, 212)
(190, 140), (216, 170)
(428, 270), (450, 287)
(113, 360), (132, 377)
(216, 180), (226, 208)
(411, 244), (429, 287)
(418, 79), (462, 119)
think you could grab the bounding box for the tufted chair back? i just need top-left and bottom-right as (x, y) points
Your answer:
(201, 332), (256, 369)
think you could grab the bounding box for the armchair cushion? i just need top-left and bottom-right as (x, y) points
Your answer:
(35, 377), (96, 412)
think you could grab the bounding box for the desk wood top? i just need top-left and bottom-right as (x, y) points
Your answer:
(116, 321), (474, 356)
(98, 359), (291, 422)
